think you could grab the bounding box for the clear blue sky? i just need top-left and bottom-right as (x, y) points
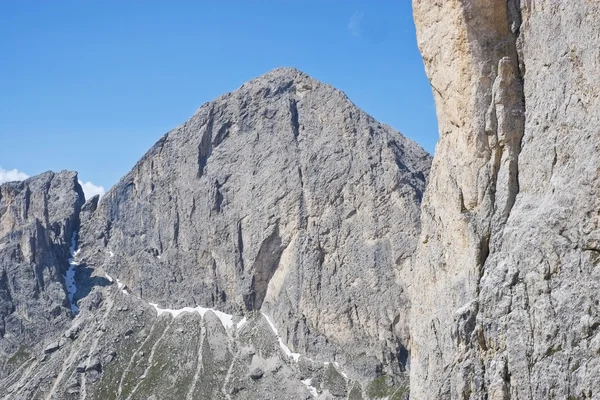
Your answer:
(0, 0), (438, 194)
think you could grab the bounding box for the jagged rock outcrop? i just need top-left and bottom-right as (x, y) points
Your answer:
(77, 67), (431, 382)
(411, 0), (600, 398)
(0, 171), (85, 378)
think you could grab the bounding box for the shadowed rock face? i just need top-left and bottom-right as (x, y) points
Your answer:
(411, 0), (600, 398)
(0, 171), (85, 377)
(77, 67), (431, 379)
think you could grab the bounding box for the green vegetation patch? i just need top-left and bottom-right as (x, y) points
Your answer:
(366, 376), (408, 400)
(7, 346), (31, 368)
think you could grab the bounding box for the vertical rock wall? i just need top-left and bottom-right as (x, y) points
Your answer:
(411, 0), (600, 398)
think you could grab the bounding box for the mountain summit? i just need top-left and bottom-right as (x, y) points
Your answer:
(79, 66), (431, 377)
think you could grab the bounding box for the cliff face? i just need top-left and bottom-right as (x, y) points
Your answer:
(411, 0), (600, 398)
(0, 171), (85, 377)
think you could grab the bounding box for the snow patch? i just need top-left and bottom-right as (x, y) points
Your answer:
(149, 303), (234, 329)
(301, 378), (319, 398)
(115, 279), (129, 295)
(237, 317), (247, 329)
(108, 251), (114, 258)
(260, 314), (351, 378)
(261, 312), (301, 362)
(65, 232), (79, 314)
(102, 272), (127, 294)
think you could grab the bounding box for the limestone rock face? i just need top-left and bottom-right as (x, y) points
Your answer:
(78, 67), (431, 378)
(0, 171), (85, 377)
(411, 0), (600, 398)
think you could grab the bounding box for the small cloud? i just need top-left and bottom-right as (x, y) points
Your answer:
(348, 11), (364, 38)
(0, 168), (29, 184)
(347, 11), (389, 44)
(79, 180), (105, 200)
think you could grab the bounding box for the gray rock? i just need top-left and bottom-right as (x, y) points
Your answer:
(58, 337), (68, 348)
(102, 350), (116, 365)
(85, 356), (101, 372)
(43, 342), (60, 354)
(66, 375), (80, 394)
(64, 321), (82, 339)
(86, 369), (101, 383)
(249, 367), (264, 380)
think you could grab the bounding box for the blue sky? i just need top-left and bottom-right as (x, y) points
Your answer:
(0, 0), (438, 197)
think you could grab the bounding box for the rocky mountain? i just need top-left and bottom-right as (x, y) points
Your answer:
(77, 67), (430, 381)
(3, 1), (599, 398)
(410, 0), (600, 398)
(0, 68), (431, 399)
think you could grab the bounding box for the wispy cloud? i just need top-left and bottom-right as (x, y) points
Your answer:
(347, 10), (389, 44)
(0, 168), (29, 184)
(348, 11), (364, 38)
(79, 180), (105, 200)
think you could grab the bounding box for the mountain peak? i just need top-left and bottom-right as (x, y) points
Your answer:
(74, 64), (431, 389)
(235, 66), (326, 97)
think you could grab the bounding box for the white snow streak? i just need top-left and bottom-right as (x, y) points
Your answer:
(65, 232), (79, 314)
(103, 272), (127, 294)
(236, 317), (247, 329)
(103, 272), (241, 330)
(334, 362), (349, 378)
(261, 312), (301, 362)
(301, 378), (319, 398)
(116, 278), (129, 295)
(149, 303), (234, 329)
